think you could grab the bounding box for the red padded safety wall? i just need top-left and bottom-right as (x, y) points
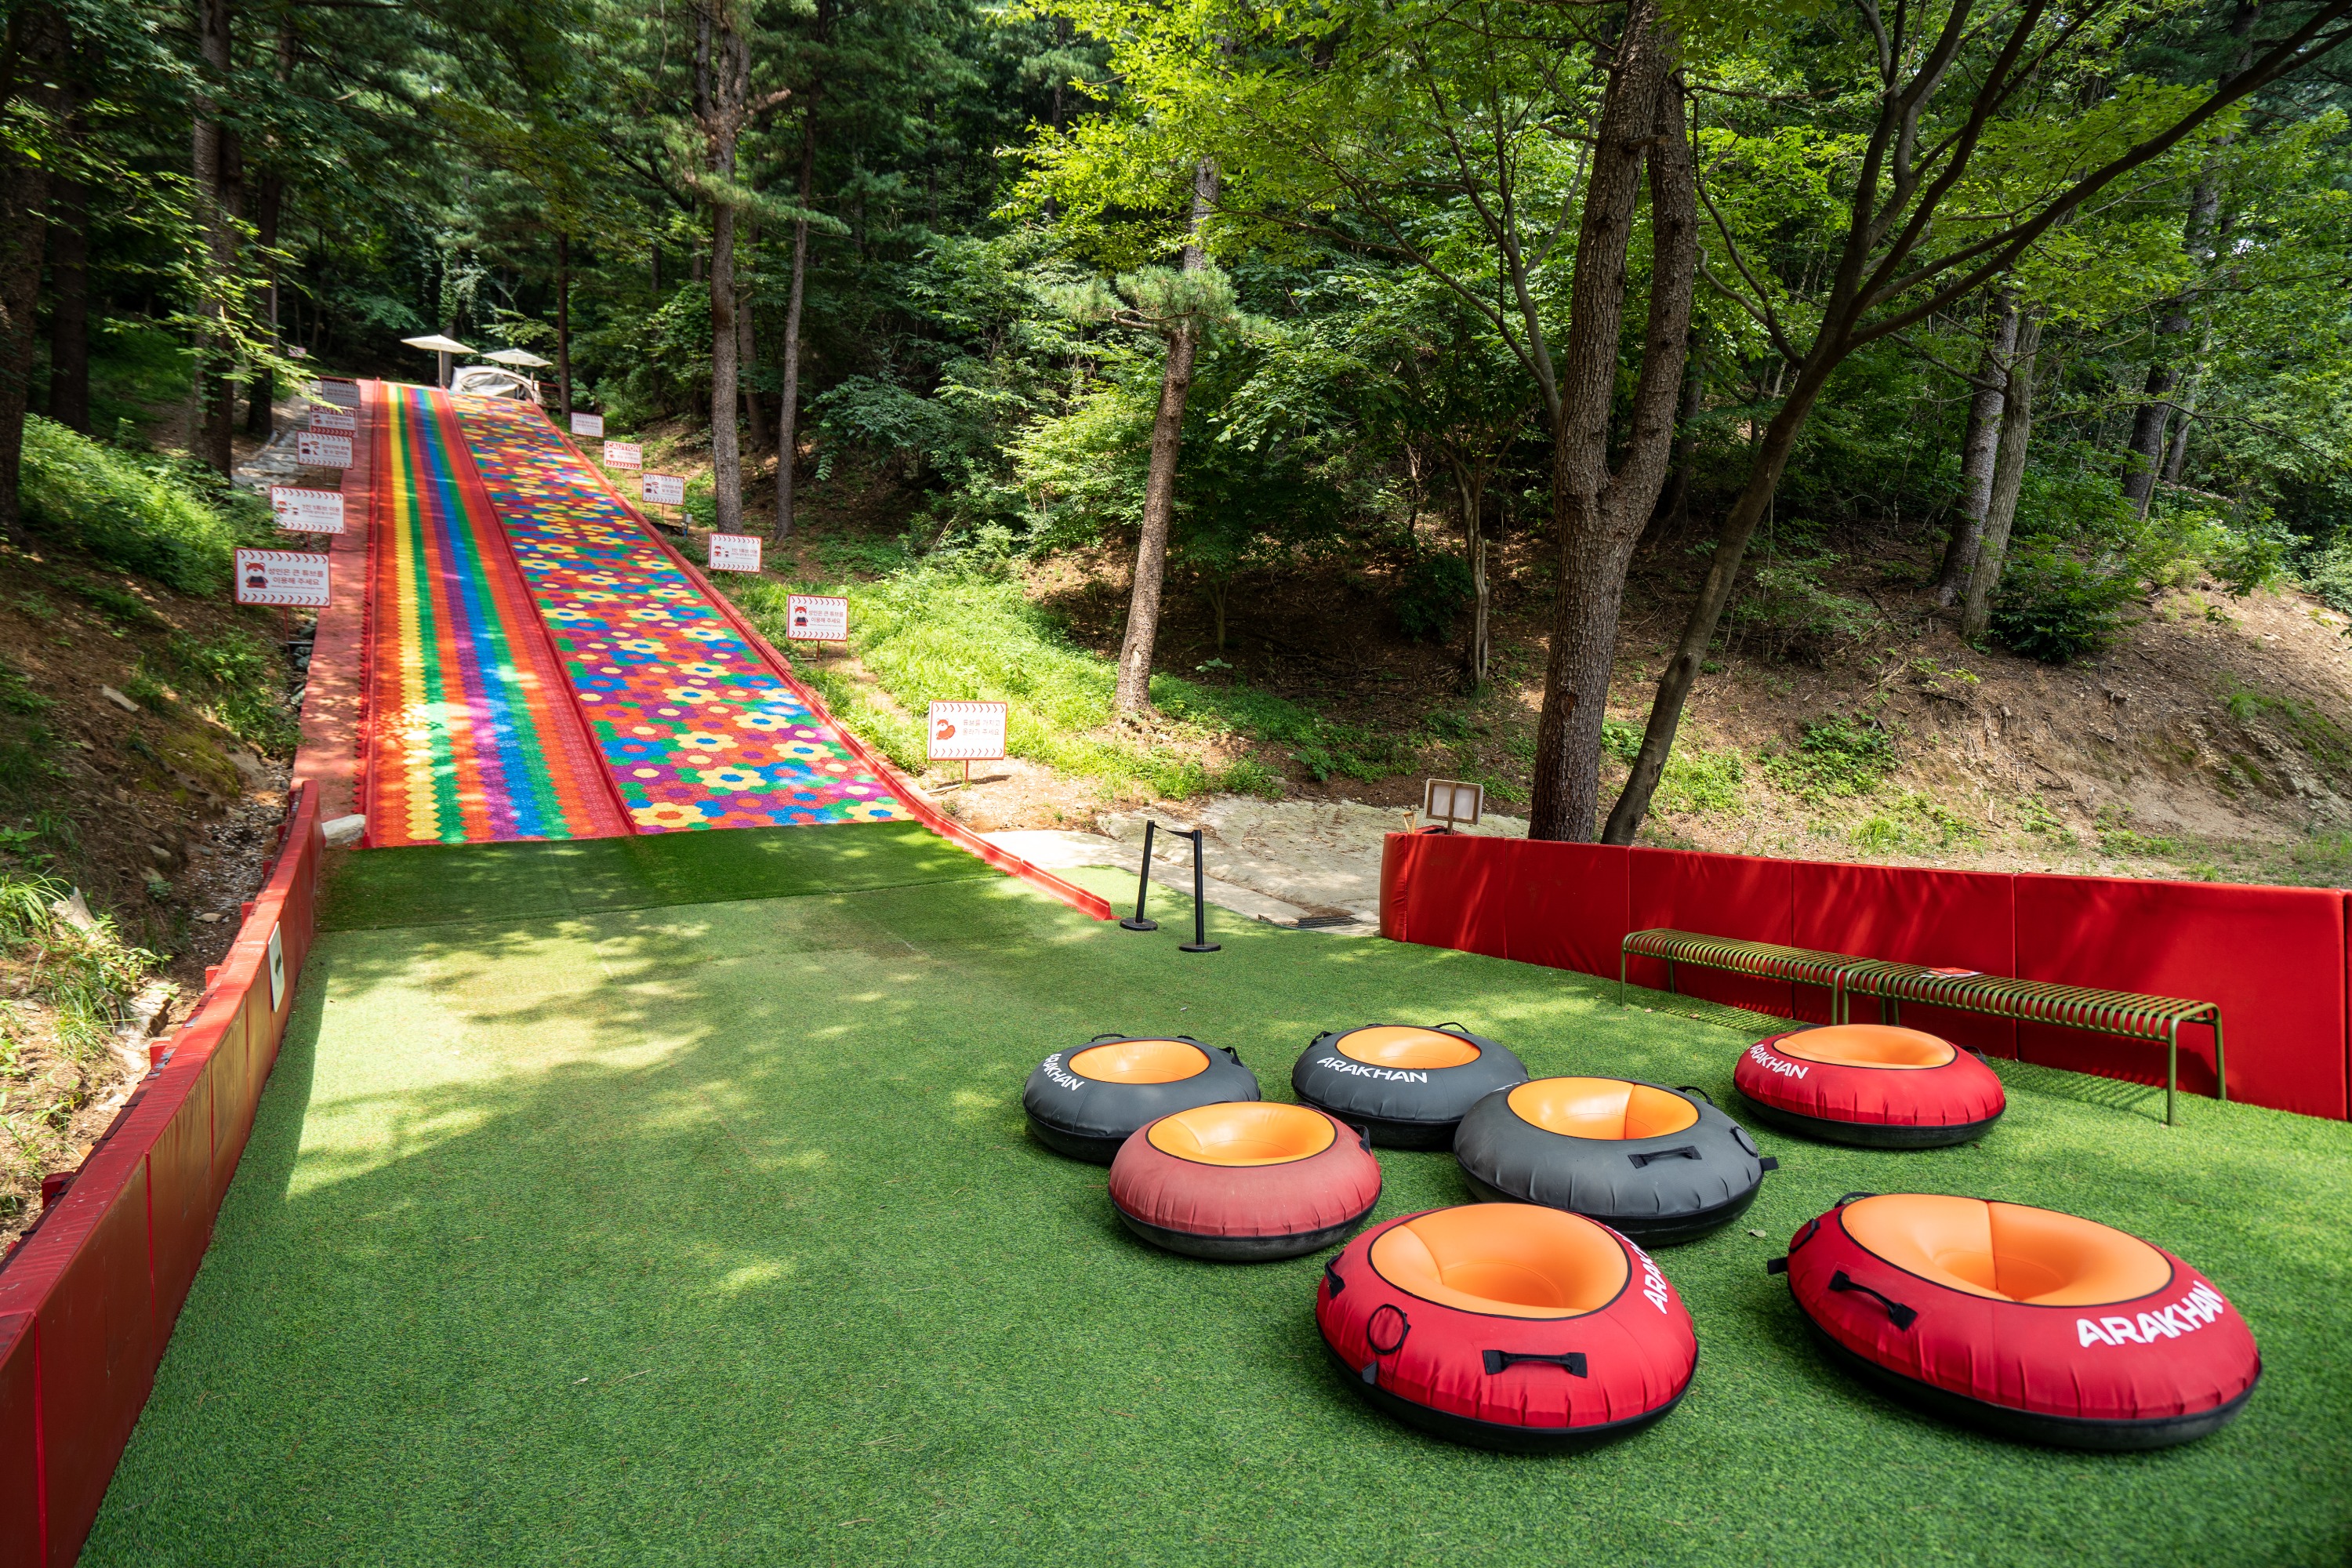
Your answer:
(1791, 862), (2017, 1054)
(2013, 874), (2347, 1119)
(1628, 848), (1797, 1017)
(1501, 841), (1630, 979)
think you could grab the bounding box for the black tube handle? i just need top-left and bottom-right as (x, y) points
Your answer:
(1347, 1122), (1372, 1152)
(1829, 1269), (1918, 1329)
(1766, 1256), (1788, 1276)
(1088, 1033), (1125, 1043)
(1483, 1349), (1587, 1377)
(1322, 1258), (1345, 1297)
(1359, 1303), (1410, 1383)
(1628, 1144), (1702, 1167)
(1835, 1190), (1876, 1207)
(1432, 1022), (1472, 1035)
(1221, 1045), (1244, 1066)
(1675, 1083), (1715, 1105)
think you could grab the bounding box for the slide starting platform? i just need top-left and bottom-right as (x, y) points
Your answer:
(359, 382), (906, 847)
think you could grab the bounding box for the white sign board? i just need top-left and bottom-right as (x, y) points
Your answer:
(268, 486), (345, 533)
(927, 700), (1007, 762)
(234, 549), (332, 608)
(314, 376), (357, 405)
(786, 594), (848, 641)
(707, 533), (763, 573)
(603, 441), (642, 468)
(1422, 777), (1485, 827)
(641, 473), (686, 506)
(307, 405), (356, 432)
(296, 431), (353, 468)
(571, 412), (604, 437)
(267, 923), (285, 1012)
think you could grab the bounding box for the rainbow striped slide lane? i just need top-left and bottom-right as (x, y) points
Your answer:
(363, 384), (630, 846)
(446, 396), (907, 832)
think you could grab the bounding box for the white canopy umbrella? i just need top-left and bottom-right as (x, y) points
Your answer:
(481, 347), (553, 368)
(401, 333), (476, 388)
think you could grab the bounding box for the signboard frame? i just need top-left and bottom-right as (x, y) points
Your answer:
(926, 699), (1008, 785)
(571, 412), (605, 437)
(267, 486), (345, 534)
(233, 549), (332, 608)
(707, 533), (763, 574)
(641, 473), (686, 506)
(295, 431), (353, 468)
(785, 593), (848, 642)
(602, 441), (643, 469)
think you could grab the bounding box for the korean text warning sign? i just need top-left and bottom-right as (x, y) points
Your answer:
(571, 412), (605, 437)
(603, 441), (642, 468)
(927, 700), (1007, 761)
(785, 594), (848, 641)
(707, 533), (762, 573)
(268, 486), (345, 532)
(307, 405), (356, 432)
(296, 431), (353, 467)
(234, 549), (332, 608)
(641, 473), (686, 506)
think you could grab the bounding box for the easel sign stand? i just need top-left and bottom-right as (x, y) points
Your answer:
(1421, 777), (1486, 833)
(925, 700), (1007, 792)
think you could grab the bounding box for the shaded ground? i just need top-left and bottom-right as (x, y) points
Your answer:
(82, 825), (2352, 1566)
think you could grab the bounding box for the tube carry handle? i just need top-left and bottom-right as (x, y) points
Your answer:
(1483, 1349), (1587, 1377)
(1675, 1084), (1715, 1105)
(1088, 1033), (1125, 1043)
(1835, 1191), (1876, 1207)
(1628, 1144), (1702, 1167)
(1432, 1022), (1472, 1036)
(1360, 1303), (1410, 1383)
(1348, 1122), (1373, 1152)
(1221, 1045), (1244, 1066)
(1322, 1258), (1346, 1297)
(1829, 1269), (1918, 1329)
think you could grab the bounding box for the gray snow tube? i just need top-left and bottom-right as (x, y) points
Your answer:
(1022, 1035), (1260, 1163)
(1454, 1076), (1777, 1245)
(1292, 1025), (1529, 1149)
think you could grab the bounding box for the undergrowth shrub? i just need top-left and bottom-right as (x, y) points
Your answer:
(1761, 713), (1896, 799)
(1987, 550), (2137, 664)
(19, 416), (265, 594)
(1396, 552), (1472, 643)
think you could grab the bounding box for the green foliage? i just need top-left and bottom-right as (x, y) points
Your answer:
(1729, 554), (1880, 666)
(160, 631), (298, 756)
(19, 419), (264, 596)
(1652, 748), (1748, 817)
(1851, 793), (1984, 854)
(1762, 713), (1896, 800)
(1395, 552), (1472, 643)
(1988, 550), (2137, 664)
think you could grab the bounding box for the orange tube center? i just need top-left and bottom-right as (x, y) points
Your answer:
(1506, 1077), (1698, 1140)
(1335, 1025), (1483, 1069)
(1370, 1203), (1630, 1318)
(1069, 1039), (1209, 1083)
(1775, 1025), (1957, 1069)
(1146, 1102), (1336, 1165)
(1842, 1195), (2172, 1305)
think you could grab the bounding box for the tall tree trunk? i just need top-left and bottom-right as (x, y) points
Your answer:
(243, 169), (281, 436)
(695, 1), (747, 534)
(1111, 158), (1218, 715)
(45, 176), (88, 433)
(2162, 362), (2204, 485)
(0, 5), (64, 537)
(192, 0), (238, 474)
(775, 106), (817, 538)
(1452, 459), (1492, 684)
(1526, 5), (1696, 841)
(1934, 296), (2016, 604)
(1651, 332), (1704, 531)
(556, 232), (572, 421)
(739, 216), (767, 452)
(1961, 313), (2045, 641)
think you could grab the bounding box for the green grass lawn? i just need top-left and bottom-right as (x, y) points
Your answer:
(83, 824), (2352, 1566)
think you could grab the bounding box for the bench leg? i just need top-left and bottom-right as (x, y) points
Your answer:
(1618, 949), (1628, 1008)
(2212, 1015), (2227, 1106)
(2166, 1022), (2178, 1127)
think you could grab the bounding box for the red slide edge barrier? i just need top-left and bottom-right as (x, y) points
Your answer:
(1377, 831), (2350, 1123)
(0, 780), (326, 1566)
(535, 406), (1113, 921)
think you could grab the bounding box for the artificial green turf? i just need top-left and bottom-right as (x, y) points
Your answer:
(85, 841), (2352, 1566)
(318, 820), (997, 931)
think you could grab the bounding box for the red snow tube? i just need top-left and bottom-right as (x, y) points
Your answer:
(1110, 1102), (1382, 1261)
(1773, 1193), (2259, 1449)
(1736, 1025), (2005, 1148)
(1316, 1203), (1696, 1450)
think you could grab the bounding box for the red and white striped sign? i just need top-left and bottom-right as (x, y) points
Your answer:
(641, 473), (685, 506)
(927, 700), (1007, 761)
(603, 441), (642, 468)
(268, 486), (345, 532)
(786, 594), (848, 641)
(296, 431), (352, 467)
(307, 405), (356, 432)
(707, 533), (762, 573)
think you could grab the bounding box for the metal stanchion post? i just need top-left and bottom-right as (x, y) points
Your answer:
(1178, 828), (1219, 953)
(1121, 820), (1160, 931)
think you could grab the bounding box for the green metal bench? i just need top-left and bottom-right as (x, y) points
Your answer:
(1617, 928), (2225, 1125)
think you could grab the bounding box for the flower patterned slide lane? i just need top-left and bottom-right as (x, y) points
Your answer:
(365, 383), (630, 847)
(447, 394), (908, 833)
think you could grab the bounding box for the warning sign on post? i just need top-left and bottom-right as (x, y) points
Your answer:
(571, 412), (604, 437)
(268, 486), (345, 533)
(708, 533), (762, 573)
(234, 549), (332, 608)
(927, 700), (1007, 761)
(641, 473), (685, 506)
(603, 441), (642, 468)
(296, 432), (353, 467)
(307, 405), (356, 432)
(786, 594), (848, 641)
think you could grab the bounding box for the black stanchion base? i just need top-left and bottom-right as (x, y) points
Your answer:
(1179, 942), (1221, 953)
(1120, 918), (1160, 931)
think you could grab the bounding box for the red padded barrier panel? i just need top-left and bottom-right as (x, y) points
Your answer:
(136, 1054), (216, 1341)
(205, 1004), (257, 1211)
(1502, 841), (1631, 979)
(1379, 833), (1411, 941)
(0, 1313), (40, 1565)
(1627, 849), (1797, 1017)
(2014, 875), (2347, 1118)
(29, 1158), (154, 1565)
(1791, 862), (2019, 1054)
(1395, 833), (1512, 960)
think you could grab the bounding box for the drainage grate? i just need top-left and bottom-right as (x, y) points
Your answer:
(1291, 914), (1364, 931)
